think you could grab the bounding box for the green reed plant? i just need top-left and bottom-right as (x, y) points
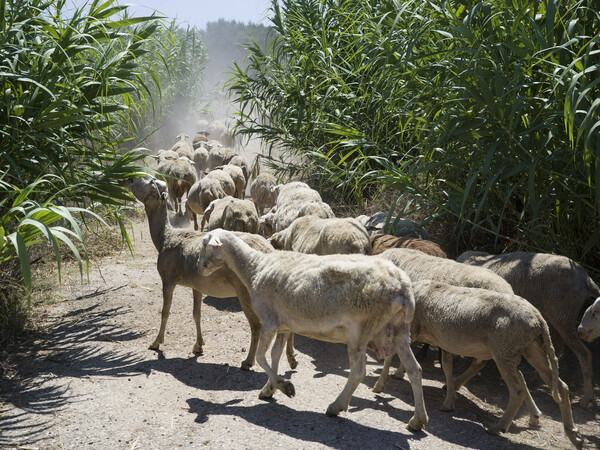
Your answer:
(229, 0), (600, 276)
(0, 0), (166, 340)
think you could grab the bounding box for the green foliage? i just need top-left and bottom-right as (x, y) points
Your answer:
(229, 0), (600, 276)
(0, 0), (159, 337)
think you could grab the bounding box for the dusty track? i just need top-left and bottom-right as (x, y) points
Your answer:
(1, 213), (599, 449)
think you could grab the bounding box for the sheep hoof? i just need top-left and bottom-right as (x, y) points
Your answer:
(406, 415), (426, 432)
(372, 385), (384, 394)
(149, 341), (160, 350)
(485, 424), (503, 436)
(391, 368), (405, 380)
(567, 430), (584, 450)
(529, 415), (541, 428)
(325, 405), (341, 416)
(578, 396), (594, 409)
(287, 354), (298, 370)
(259, 384), (275, 399)
(281, 381), (295, 398)
(439, 403), (454, 412)
(192, 345), (203, 355)
(240, 360), (252, 371)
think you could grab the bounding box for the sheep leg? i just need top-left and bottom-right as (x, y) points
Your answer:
(440, 350), (457, 412)
(486, 359), (526, 435)
(558, 327), (594, 408)
(454, 359), (487, 390)
(394, 324), (428, 431)
(192, 289), (204, 354)
(236, 289), (261, 370)
(523, 342), (583, 449)
(516, 370), (542, 427)
(270, 332), (290, 375)
(149, 282), (176, 350)
(326, 342), (367, 416)
(193, 213), (198, 231)
(392, 356), (406, 380)
(256, 327), (295, 399)
(286, 333), (298, 369)
(372, 356), (393, 393)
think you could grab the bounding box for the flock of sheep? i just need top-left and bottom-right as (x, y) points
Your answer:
(125, 131), (600, 449)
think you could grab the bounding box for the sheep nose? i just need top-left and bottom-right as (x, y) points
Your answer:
(577, 325), (587, 340)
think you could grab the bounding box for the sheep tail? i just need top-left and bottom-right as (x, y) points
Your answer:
(540, 321), (562, 404)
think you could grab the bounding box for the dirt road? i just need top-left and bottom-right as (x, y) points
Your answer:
(1, 213), (598, 449)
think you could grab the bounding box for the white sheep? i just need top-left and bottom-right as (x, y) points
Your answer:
(205, 169), (235, 198)
(192, 146), (209, 178)
(217, 164), (246, 199)
(185, 177), (227, 231)
(157, 156), (197, 216)
(207, 147), (227, 170)
(269, 216), (371, 255)
(456, 250), (600, 408)
(172, 133), (194, 160)
(250, 173), (278, 215)
(229, 155), (250, 183)
(198, 229), (428, 430)
(380, 248), (513, 293)
(204, 197), (259, 234)
(123, 176), (297, 370)
(578, 297), (600, 342)
(272, 181), (322, 206)
(157, 149), (179, 162)
(375, 280), (583, 449)
(271, 202), (333, 233)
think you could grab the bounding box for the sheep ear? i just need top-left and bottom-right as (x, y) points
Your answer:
(208, 234), (222, 246)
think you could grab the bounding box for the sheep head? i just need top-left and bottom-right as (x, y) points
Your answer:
(578, 297), (600, 342)
(199, 229), (227, 275)
(124, 176), (168, 206)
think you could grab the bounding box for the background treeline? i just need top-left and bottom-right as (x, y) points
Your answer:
(230, 0), (600, 276)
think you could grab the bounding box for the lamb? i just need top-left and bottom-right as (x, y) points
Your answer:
(217, 164), (246, 199)
(198, 229), (428, 430)
(157, 156), (196, 215)
(172, 133), (194, 160)
(250, 173), (278, 215)
(270, 216), (371, 255)
(204, 196), (259, 234)
(123, 176), (297, 370)
(456, 250), (600, 408)
(205, 169), (235, 198)
(578, 297), (600, 342)
(374, 280), (583, 449)
(370, 233), (447, 258)
(192, 146), (209, 178)
(185, 177), (227, 231)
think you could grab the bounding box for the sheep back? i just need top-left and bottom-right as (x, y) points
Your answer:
(370, 233), (447, 258)
(380, 248), (513, 294)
